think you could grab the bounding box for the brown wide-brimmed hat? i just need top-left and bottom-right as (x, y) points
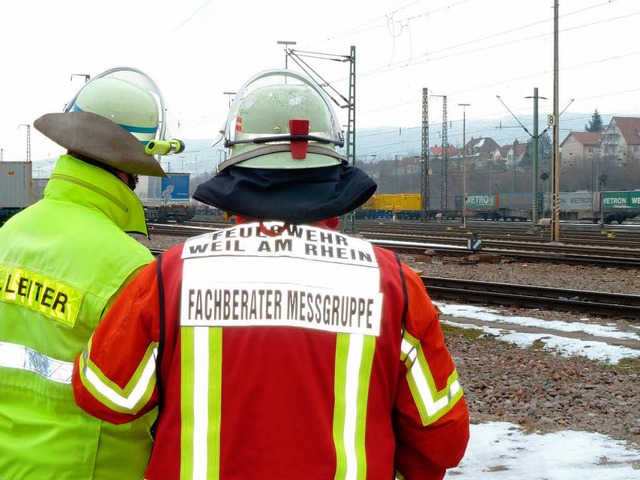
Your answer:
(34, 111), (167, 177)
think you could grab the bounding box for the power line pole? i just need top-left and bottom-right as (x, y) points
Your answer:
(276, 40), (297, 69)
(512, 139), (517, 192)
(551, 0), (561, 242)
(498, 91), (548, 232)
(223, 91), (236, 108)
(284, 47), (354, 168)
(346, 46), (356, 168)
(531, 88), (540, 229)
(70, 73), (90, 83)
(421, 88), (430, 222)
(344, 46), (357, 233)
(18, 124), (31, 162)
(285, 46), (356, 232)
(459, 103), (470, 228)
(431, 94), (448, 210)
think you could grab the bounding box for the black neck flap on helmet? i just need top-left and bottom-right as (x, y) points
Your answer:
(195, 69), (377, 223)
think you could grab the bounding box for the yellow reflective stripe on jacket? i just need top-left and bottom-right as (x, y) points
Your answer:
(0, 341), (74, 384)
(333, 333), (376, 480)
(181, 326), (222, 480)
(401, 333), (463, 426)
(0, 265), (83, 327)
(78, 338), (158, 414)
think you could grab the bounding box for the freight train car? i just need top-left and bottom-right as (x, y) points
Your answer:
(358, 190), (640, 224)
(450, 192), (542, 221)
(582, 190), (640, 223)
(471, 190), (638, 223)
(358, 193), (422, 220)
(5, 169), (196, 225)
(137, 172), (195, 223)
(1, 162), (32, 223)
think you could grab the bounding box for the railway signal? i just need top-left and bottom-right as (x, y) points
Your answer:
(467, 233), (483, 252)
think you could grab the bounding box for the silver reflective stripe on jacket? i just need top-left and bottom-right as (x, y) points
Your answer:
(0, 341), (74, 384)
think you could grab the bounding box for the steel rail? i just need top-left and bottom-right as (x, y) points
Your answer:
(421, 276), (640, 320)
(368, 239), (640, 269)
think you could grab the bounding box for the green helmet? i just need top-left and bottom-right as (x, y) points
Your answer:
(34, 67), (169, 177)
(65, 67), (166, 144)
(217, 69), (346, 173)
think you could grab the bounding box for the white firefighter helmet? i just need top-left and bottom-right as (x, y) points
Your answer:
(34, 67), (168, 177)
(217, 69), (346, 173)
(65, 67), (166, 143)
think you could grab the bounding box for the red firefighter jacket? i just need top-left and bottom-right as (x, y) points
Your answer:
(73, 221), (469, 479)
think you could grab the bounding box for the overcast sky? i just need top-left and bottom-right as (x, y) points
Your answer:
(1, 0), (639, 163)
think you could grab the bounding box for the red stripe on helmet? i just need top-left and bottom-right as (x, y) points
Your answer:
(289, 119), (309, 159)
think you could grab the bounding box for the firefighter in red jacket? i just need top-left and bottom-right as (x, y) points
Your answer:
(73, 69), (470, 480)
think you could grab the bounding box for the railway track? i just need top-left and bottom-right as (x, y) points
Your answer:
(421, 276), (640, 320)
(353, 219), (640, 249)
(365, 238), (640, 269)
(149, 222), (640, 268)
(359, 227), (640, 249)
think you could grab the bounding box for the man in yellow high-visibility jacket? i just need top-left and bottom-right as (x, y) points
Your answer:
(0, 67), (170, 479)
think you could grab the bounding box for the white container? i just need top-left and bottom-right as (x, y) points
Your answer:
(0, 162), (32, 208)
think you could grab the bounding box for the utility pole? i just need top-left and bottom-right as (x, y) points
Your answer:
(459, 103), (470, 228)
(284, 46), (354, 168)
(530, 88), (540, 229)
(346, 45), (356, 169)
(551, 0), (561, 242)
(344, 46), (357, 233)
(498, 90), (548, 232)
(18, 124), (31, 162)
(284, 46), (356, 233)
(512, 140), (517, 192)
(431, 94), (448, 210)
(70, 73), (90, 83)
(421, 88), (430, 222)
(276, 40), (297, 69)
(223, 91), (236, 108)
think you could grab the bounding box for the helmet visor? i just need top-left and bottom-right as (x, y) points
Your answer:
(224, 69), (344, 150)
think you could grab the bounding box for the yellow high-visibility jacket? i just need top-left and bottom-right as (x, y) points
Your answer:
(0, 155), (156, 479)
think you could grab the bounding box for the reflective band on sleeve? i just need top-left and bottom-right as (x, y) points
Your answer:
(400, 333), (464, 426)
(79, 339), (158, 413)
(0, 341), (73, 384)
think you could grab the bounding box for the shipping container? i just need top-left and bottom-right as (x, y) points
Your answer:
(136, 172), (190, 206)
(1, 162), (32, 222)
(373, 193), (421, 211)
(137, 172), (195, 223)
(600, 190), (640, 209)
(559, 191), (595, 212)
(497, 192), (537, 210)
(466, 194), (497, 210)
(1, 162), (32, 208)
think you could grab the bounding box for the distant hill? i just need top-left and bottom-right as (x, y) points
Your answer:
(32, 113), (620, 176)
(348, 113), (614, 161)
